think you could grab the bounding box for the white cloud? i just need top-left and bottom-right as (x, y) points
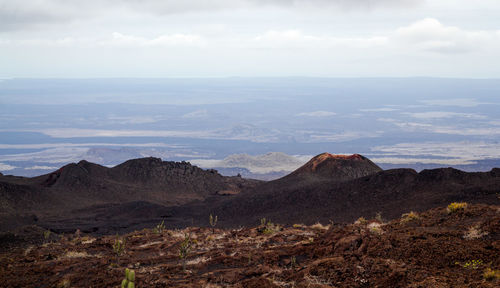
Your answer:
(393, 18), (497, 54)
(182, 109), (209, 119)
(296, 111), (336, 117)
(420, 98), (487, 107)
(371, 157), (476, 166)
(359, 108), (398, 112)
(403, 111), (486, 119)
(107, 116), (159, 124)
(25, 165), (58, 170)
(372, 141), (500, 164)
(253, 30), (387, 49)
(105, 32), (205, 47)
(0, 163), (17, 171)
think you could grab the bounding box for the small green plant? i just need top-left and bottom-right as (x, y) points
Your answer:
(153, 220), (165, 234)
(375, 212), (384, 222)
(121, 268), (135, 288)
(43, 230), (51, 242)
(113, 236), (125, 258)
(455, 259), (483, 270)
(290, 256), (297, 269)
(260, 218), (267, 227)
(483, 268), (500, 281)
(447, 202), (467, 214)
(259, 218), (279, 235)
(178, 233), (192, 271)
(209, 214), (218, 234)
(400, 211), (420, 224)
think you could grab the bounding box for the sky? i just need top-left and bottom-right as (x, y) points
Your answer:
(1, 0), (500, 78)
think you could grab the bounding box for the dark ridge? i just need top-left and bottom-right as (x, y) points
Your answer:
(1, 154), (500, 235)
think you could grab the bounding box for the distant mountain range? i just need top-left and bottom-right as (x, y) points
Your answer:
(1, 153), (499, 235)
(191, 152), (309, 180)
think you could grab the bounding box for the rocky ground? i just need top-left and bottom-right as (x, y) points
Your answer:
(1, 204), (499, 287)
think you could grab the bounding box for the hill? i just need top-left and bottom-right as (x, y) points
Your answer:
(0, 157), (259, 231)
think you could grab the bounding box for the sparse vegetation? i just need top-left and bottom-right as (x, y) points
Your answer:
(400, 211), (420, 224)
(178, 233), (192, 271)
(209, 214), (218, 234)
(2, 203), (499, 287)
(375, 212), (384, 222)
(368, 222), (384, 235)
(113, 236), (125, 258)
(455, 259), (483, 270)
(259, 218), (280, 235)
(447, 202), (467, 214)
(292, 223), (305, 229)
(483, 268), (500, 281)
(463, 225), (488, 240)
(310, 222), (329, 231)
(43, 230), (51, 243)
(355, 217), (367, 225)
(153, 220), (165, 234)
(121, 268), (135, 288)
(290, 256), (297, 269)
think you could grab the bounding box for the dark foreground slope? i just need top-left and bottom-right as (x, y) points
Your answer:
(1, 204), (499, 287)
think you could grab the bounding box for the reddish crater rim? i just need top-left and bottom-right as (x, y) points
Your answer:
(303, 153), (365, 172)
(313, 153), (364, 161)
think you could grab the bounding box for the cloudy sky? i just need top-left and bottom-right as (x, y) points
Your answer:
(1, 0), (499, 78)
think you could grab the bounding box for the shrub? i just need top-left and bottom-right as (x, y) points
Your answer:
(121, 268), (135, 288)
(259, 218), (279, 235)
(179, 233), (192, 271)
(113, 236), (125, 258)
(400, 211), (420, 224)
(153, 220), (165, 234)
(354, 217), (367, 225)
(483, 268), (500, 281)
(447, 202), (467, 214)
(455, 259), (483, 270)
(463, 225), (488, 240)
(310, 222), (329, 231)
(209, 214), (218, 233)
(292, 223), (305, 229)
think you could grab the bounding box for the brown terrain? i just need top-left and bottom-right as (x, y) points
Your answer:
(0, 203), (499, 287)
(1, 152), (500, 286)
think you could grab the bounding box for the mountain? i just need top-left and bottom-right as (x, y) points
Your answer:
(281, 152), (382, 183)
(191, 152), (308, 180)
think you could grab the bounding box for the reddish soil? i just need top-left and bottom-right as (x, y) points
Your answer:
(1, 204), (499, 287)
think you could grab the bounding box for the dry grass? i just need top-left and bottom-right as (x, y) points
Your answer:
(60, 251), (94, 259)
(483, 268), (500, 281)
(400, 211), (420, 224)
(447, 202), (467, 213)
(367, 222), (384, 235)
(310, 222), (329, 231)
(463, 225), (488, 240)
(354, 217), (367, 225)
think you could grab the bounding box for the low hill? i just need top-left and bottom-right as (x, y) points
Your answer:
(0, 157), (259, 231)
